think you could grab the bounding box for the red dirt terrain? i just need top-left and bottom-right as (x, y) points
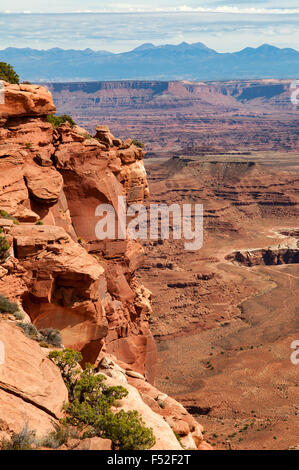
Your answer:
(47, 79), (299, 156)
(136, 153), (299, 450)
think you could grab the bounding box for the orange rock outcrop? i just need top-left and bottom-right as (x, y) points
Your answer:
(0, 81), (152, 377)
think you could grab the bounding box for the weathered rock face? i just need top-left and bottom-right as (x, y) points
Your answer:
(7, 224), (108, 354)
(0, 321), (68, 439)
(0, 82), (152, 375)
(0, 83), (210, 450)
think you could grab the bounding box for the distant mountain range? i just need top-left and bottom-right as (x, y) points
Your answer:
(1, 42), (299, 82)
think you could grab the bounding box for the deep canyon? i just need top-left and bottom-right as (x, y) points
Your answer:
(0, 78), (298, 450)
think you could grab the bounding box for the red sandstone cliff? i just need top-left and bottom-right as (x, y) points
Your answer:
(0, 81), (152, 376)
(0, 82), (210, 450)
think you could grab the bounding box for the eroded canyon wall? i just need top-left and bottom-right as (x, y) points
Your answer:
(0, 81), (153, 377)
(46, 79), (299, 156)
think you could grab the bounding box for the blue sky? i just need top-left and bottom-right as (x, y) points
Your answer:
(0, 2), (299, 52)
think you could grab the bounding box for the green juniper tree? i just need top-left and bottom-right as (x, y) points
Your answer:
(49, 349), (156, 450)
(0, 62), (20, 84)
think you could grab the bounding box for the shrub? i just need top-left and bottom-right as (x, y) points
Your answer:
(39, 328), (63, 348)
(174, 431), (183, 447)
(1, 424), (36, 450)
(49, 349), (83, 400)
(0, 294), (19, 314)
(98, 409), (156, 450)
(0, 210), (19, 224)
(0, 234), (10, 262)
(65, 367), (129, 429)
(46, 114), (76, 129)
(12, 310), (25, 321)
(0, 210), (11, 219)
(132, 139), (144, 149)
(16, 322), (39, 340)
(40, 423), (77, 449)
(65, 387), (155, 450)
(49, 350), (156, 450)
(0, 294), (23, 319)
(35, 220), (44, 225)
(0, 62), (20, 84)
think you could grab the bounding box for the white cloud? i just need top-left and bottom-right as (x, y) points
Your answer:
(176, 6), (299, 14)
(0, 5), (298, 53)
(2, 5), (299, 14)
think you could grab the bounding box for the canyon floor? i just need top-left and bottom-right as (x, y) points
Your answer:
(137, 151), (299, 450)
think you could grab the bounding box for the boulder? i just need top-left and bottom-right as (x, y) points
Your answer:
(121, 138), (133, 149)
(96, 357), (127, 384)
(165, 417), (190, 436)
(0, 82), (56, 118)
(35, 152), (53, 167)
(117, 147), (136, 164)
(126, 370), (146, 380)
(95, 125), (115, 148)
(0, 321), (68, 437)
(23, 165), (63, 204)
(74, 437), (112, 450)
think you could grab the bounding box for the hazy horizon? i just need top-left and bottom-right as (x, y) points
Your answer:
(0, 10), (299, 53)
(1, 38), (299, 54)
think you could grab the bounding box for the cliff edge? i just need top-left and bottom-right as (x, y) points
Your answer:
(0, 82), (210, 450)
